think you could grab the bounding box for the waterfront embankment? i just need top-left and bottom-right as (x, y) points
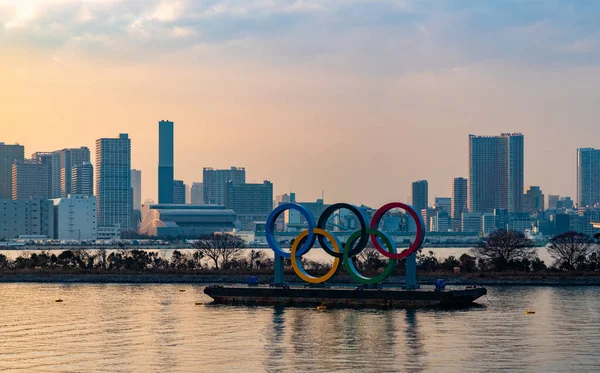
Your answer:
(1, 272), (600, 286)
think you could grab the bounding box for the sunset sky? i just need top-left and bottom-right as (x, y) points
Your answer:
(2, 0), (600, 206)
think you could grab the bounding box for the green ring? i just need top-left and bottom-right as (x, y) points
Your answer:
(343, 228), (397, 285)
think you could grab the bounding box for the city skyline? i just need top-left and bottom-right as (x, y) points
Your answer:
(3, 1), (600, 206)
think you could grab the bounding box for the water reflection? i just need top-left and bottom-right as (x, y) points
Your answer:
(0, 285), (599, 372)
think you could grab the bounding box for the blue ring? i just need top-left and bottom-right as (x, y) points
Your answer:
(265, 203), (316, 258)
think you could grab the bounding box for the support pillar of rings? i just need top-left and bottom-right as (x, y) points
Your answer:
(405, 252), (419, 289)
(274, 253), (285, 286)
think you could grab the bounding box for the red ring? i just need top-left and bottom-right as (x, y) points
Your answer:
(369, 202), (425, 260)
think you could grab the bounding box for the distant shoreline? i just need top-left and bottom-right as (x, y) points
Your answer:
(1, 273), (599, 286)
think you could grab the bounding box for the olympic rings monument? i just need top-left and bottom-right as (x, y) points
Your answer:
(204, 202), (487, 308)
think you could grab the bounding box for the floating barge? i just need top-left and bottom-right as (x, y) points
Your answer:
(204, 285), (487, 308)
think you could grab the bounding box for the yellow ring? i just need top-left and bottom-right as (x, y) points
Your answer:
(290, 228), (341, 284)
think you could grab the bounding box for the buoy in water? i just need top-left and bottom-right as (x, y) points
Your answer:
(55, 299), (64, 303)
(525, 310), (535, 314)
(195, 302), (203, 306)
(317, 305), (326, 311)
(179, 289), (186, 292)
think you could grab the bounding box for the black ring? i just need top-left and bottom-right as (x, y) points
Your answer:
(317, 203), (368, 258)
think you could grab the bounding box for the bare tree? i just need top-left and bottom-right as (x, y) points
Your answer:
(471, 229), (536, 270)
(548, 231), (595, 270)
(192, 233), (245, 270)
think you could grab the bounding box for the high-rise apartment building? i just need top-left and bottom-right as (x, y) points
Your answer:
(469, 133), (524, 213)
(58, 147), (90, 197)
(95, 134), (132, 231)
(411, 180), (428, 212)
(577, 148), (600, 208)
(191, 182), (203, 204)
(0, 143), (25, 199)
(203, 167), (246, 205)
(173, 180), (186, 204)
(451, 177), (468, 219)
(12, 160), (50, 200)
(131, 169), (142, 210)
(225, 180), (273, 230)
(433, 197), (451, 212)
(71, 162), (94, 196)
(158, 120), (174, 204)
(32, 152), (54, 197)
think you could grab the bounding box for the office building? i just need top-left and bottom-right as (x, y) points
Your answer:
(433, 197), (451, 213)
(225, 181), (273, 230)
(451, 177), (468, 219)
(72, 162), (93, 196)
(131, 169), (142, 210)
(577, 148), (600, 208)
(462, 212), (482, 233)
(548, 195), (560, 210)
(482, 213), (495, 234)
(524, 186), (544, 213)
(12, 160), (50, 200)
(0, 198), (55, 238)
(158, 120), (174, 204)
(95, 134), (132, 231)
(203, 167), (246, 205)
(191, 182), (204, 204)
(558, 196), (574, 210)
(173, 180), (186, 204)
(52, 195), (97, 240)
(431, 210), (451, 232)
(412, 180), (428, 212)
(0, 143), (25, 199)
(469, 133), (524, 213)
(421, 207), (436, 232)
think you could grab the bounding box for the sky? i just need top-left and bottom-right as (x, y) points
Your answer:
(1, 0), (600, 207)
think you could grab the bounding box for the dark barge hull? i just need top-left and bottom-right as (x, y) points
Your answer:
(203, 285), (487, 308)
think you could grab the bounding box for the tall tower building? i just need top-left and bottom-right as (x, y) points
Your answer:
(12, 160), (50, 200)
(72, 162), (94, 196)
(0, 143), (25, 199)
(32, 152), (54, 198)
(203, 167), (246, 205)
(173, 180), (186, 204)
(158, 120), (174, 204)
(577, 148), (600, 208)
(131, 169), (142, 210)
(451, 177), (468, 219)
(468, 133), (524, 213)
(191, 182), (204, 204)
(96, 134), (132, 230)
(411, 180), (429, 212)
(58, 147), (90, 197)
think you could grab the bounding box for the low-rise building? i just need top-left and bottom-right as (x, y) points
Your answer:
(140, 204), (236, 237)
(0, 198), (54, 239)
(52, 195), (97, 240)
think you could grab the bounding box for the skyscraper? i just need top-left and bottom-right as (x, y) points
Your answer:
(191, 182), (204, 204)
(131, 169), (142, 210)
(411, 180), (428, 212)
(96, 134), (132, 231)
(58, 147), (90, 197)
(158, 120), (174, 204)
(12, 160), (50, 200)
(451, 177), (468, 219)
(468, 133), (524, 213)
(577, 148), (600, 208)
(72, 162), (94, 196)
(203, 167), (246, 205)
(173, 180), (186, 204)
(32, 152), (54, 198)
(0, 143), (25, 200)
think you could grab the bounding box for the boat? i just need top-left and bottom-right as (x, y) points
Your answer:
(203, 285), (487, 309)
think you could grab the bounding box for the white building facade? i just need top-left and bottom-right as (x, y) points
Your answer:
(53, 195), (97, 240)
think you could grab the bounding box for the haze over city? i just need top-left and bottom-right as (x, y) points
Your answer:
(2, 1), (600, 206)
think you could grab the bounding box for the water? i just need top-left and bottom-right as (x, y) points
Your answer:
(0, 284), (599, 372)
